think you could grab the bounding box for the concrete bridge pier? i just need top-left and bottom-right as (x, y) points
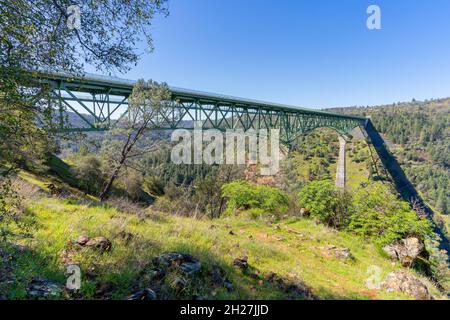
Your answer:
(335, 135), (347, 189)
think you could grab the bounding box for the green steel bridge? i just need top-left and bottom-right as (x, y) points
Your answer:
(31, 72), (366, 146)
(27, 72), (443, 225)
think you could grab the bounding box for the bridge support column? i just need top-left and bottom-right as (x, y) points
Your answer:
(335, 136), (347, 189)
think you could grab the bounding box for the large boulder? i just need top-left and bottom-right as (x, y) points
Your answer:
(383, 237), (425, 267)
(382, 270), (431, 300)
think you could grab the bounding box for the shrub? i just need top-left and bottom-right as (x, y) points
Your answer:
(297, 180), (347, 225)
(221, 180), (289, 215)
(347, 182), (433, 246)
(117, 170), (144, 201)
(72, 156), (105, 195)
(142, 176), (165, 198)
(152, 183), (197, 216)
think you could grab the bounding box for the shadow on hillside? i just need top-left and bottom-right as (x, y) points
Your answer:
(365, 120), (450, 258)
(1, 234), (358, 300)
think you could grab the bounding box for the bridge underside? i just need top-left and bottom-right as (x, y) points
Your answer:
(33, 73), (365, 146)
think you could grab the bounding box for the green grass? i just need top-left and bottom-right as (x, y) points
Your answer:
(1, 193), (444, 300)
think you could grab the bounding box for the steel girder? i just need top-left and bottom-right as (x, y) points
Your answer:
(33, 72), (365, 146)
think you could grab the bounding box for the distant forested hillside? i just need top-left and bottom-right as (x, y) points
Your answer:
(329, 98), (450, 215)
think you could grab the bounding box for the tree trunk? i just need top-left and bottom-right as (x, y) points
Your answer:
(99, 161), (124, 201)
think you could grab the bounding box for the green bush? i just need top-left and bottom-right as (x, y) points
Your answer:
(347, 182), (433, 246)
(297, 180), (347, 225)
(72, 156), (105, 195)
(221, 180), (289, 215)
(142, 176), (165, 198)
(297, 180), (432, 246)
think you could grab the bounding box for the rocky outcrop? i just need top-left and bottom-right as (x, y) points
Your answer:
(383, 237), (425, 267)
(381, 270), (431, 300)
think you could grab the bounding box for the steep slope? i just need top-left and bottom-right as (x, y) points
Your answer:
(330, 99), (450, 217)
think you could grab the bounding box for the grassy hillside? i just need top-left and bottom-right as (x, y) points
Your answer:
(0, 167), (445, 300)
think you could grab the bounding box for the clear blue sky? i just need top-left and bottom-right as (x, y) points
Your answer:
(108, 0), (450, 109)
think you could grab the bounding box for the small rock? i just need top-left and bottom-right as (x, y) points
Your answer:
(155, 252), (186, 267)
(334, 248), (351, 259)
(146, 267), (166, 281)
(128, 288), (157, 300)
(223, 281), (234, 291)
(286, 228), (302, 235)
(27, 277), (64, 299)
(95, 281), (114, 297)
(299, 208), (310, 216)
(272, 235), (285, 241)
(382, 270), (431, 300)
(264, 272), (277, 282)
(179, 261), (201, 275)
(249, 273), (259, 279)
(85, 236), (112, 252)
(320, 245), (351, 259)
(85, 267), (98, 280)
(233, 256), (248, 270)
(117, 231), (134, 244)
(209, 265), (233, 291)
(154, 252), (200, 276)
(171, 277), (187, 291)
(76, 235), (90, 246)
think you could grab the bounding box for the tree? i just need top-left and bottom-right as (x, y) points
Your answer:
(1, 1), (169, 232)
(1, 0), (169, 168)
(99, 79), (173, 201)
(436, 189), (448, 215)
(193, 165), (244, 218)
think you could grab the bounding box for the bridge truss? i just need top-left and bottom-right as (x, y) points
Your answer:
(34, 72), (366, 146)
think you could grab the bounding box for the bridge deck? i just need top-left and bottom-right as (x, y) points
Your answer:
(34, 71), (365, 121)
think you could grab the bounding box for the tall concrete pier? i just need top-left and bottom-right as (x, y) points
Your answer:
(335, 136), (347, 189)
